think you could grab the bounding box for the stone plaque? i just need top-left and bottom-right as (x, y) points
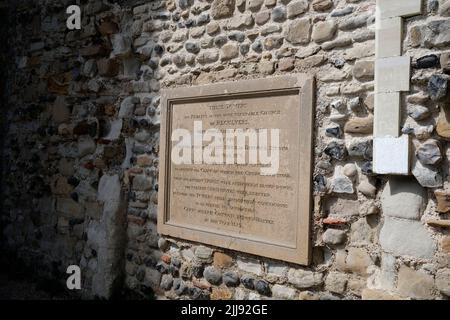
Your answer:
(158, 75), (314, 264)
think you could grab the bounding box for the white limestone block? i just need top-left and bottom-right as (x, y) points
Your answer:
(376, 17), (403, 58)
(377, 0), (422, 19)
(373, 135), (410, 175)
(374, 92), (401, 137)
(375, 56), (411, 93)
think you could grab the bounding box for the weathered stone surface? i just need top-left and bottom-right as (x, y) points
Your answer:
(427, 219), (450, 228)
(237, 256), (262, 275)
(324, 141), (347, 160)
(336, 247), (373, 276)
(415, 54), (440, 69)
(361, 289), (403, 300)
(272, 284), (296, 299)
(287, 0), (309, 19)
(272, 6), (286, 22)
(56, 198), (83, 218)
(375, 56), (411, 93)
(78, 136), (96, 157)
(380, 217), (436, 259)
(288, 269), (324, 289)
(407, 104), (430, 121)
(223, 271), (240, 287)
(331, 168), (354, 194)
(347, 138), (372, 159)
(211, 0), (235, 19)
(197, 49), (219, 64)
(344, 116), (373, 134)
(325, 272), (348, 294)
(416, 139), (442, 165)
(428, 74), (449, 101)
(376, 17), (402, 58)
(52, 96), (71, 124)
(441, 236), (450, 253)
(412, 159), (443, 188)
(195, 246), (213, 262)
(312, 0), (333, 12)
(381, 177), (426, 220)
(132, 175), (153, 191)
(441, 52), (450, 73)
(285, 18), (311, 44)
(97, 58), (119, 77)
(204, 266), (222, 285)
(221, 43), (239, 60)
(410, 20), (450, 48)
(213, 252), (233, 268)
(435, 268), (450, 296)
(350, 218), (374, 245)
(343, 163), (357, 178)
(339, 14), (370, 31)
(353, 60), (374, 80)
(397, 266), (435, 300)
(92, 174), (126, 298)
(437, 107), (450, 139)
(358, 180), (376, 198)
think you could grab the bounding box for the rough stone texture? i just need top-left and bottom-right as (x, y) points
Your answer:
(211, 0), (235, 19)
(288, 269), (324, 289)
(361, 289), (403, 300)
(434, 190), (450, 213)
(325, 272), (348, 294)
(322, 229), (346, 245)
(92, 174), (126, 298)
(312, 21), (337, 43)
(381, 177), (426, 220)
(272, 284), (296, 299)
(285, 18), (311, 44)
(412, 159), (443, 188)
(435, 268), (450, 296)
(380, 217), (436, 259)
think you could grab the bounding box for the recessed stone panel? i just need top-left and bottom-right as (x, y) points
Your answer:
(158, 75), (315, 265)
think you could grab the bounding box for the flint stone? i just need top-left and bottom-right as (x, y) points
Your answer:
(322, 228), (346, 245)
(428, 74), (449, 101)
(211, 0), (235, 19)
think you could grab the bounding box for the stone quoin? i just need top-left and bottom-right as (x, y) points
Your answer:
(1, 0), (450, 301)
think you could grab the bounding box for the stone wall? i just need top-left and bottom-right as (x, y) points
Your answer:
(1, 0), (450, 300)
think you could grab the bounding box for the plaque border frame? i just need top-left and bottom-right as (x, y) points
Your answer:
(158, 74), (315, 265)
